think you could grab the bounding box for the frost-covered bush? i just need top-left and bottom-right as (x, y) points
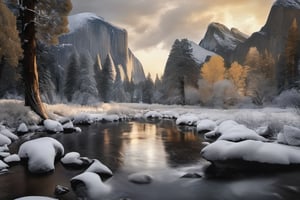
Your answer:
(185, 86), (200, 105)
(274, 89), (300, 108)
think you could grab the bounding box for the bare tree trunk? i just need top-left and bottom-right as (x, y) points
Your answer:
(21, 0), (48, 119)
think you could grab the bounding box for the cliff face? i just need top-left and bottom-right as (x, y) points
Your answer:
(199, 22), (248, 59)
(55, 12), (145, 83)
(232, 0), (300, 63)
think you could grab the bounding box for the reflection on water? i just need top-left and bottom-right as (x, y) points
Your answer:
(1, 120), (300, 200)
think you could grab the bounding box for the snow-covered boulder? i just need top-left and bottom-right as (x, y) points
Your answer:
(54, 185), (69, 196)
(17, 123), (29, 134)
(205, 120), (267, 142)
(43, 119), (63, 133)
(176, 114), (199, 126)
(85, 159), (113, 176)
(18, 137), (64, 173)
(4, 154), (21, 163)
(0, 134), (11, 146)
(128, 172), (153, 184)
(102, 114), (119, 122)
(0, 145), (9, 152)
(61, 152), (92, 167)
(0, 160), (8, 170)
(144, 111), (163, 119)
(15, 197), (58, 200)
(0, 151), (10, 158)
(62, 121), (77, 133)
(202, 140), (300, 165)
(71, 172), (111, 200)
(278, 125), (300, 146)
(196, 119), (217, 133)
(256, 126), (273, 138)
(0, 128), (18, 140)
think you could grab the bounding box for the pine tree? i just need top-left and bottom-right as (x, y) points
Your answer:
(100, 54), (115, 103)
(64, 52), (80, 102)
(162, 39), (199, 104)
(142, 73), (154, 104)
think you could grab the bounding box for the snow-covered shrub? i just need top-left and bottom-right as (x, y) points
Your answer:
(212, 80), (239, 108)
(185, 86), (200, 105)
(274, 89), (300, 108)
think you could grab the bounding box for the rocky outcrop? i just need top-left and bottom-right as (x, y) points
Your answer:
(199, 22), (248, 59)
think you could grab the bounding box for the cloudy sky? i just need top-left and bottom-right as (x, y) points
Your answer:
(71, 0), (275, 77)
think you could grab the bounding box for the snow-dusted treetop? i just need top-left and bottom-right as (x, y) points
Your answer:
(274, 0), (300, 9)
(68, 12), (125, 33)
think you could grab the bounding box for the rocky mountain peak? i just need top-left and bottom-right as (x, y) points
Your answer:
(199, 22), (248, 59)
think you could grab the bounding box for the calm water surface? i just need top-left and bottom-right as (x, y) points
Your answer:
(0, 120), (300, 199)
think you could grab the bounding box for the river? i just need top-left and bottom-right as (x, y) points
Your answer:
(0, 120), (300, 199)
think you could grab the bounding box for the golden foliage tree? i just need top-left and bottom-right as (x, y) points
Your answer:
(227, 61), (249, 95)
(201, 55), (226, 84)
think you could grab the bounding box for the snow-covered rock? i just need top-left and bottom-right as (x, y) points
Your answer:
(256, 126), (273, 138)
(15, 197), (58, 200)
(54, 185), (69, 196)
(160, 110), (179, 119)
(62, 121), (76, 133)
(0, 151), (10, 158)
(61, 152), (83, 165)
(61, 152), (92, 167)
(128, 172), (153, 184)
(18, 137), (64, 173)
(0, 134), (11, 146)
(0, 160), (8, 170)
(196, 119), (217, 133)
(278, 125), (300, 146)
(43, 119), (64, 133)
(17, 123), (29, 134)
(189, 40), (216, 64)
(71, 172), (111, 199)
(176, 114), (199, 126)
(202, 140), (300, 165)
(0, 128), (18, 140)
(4, 154), (21, 163)
(144, 111), (163, 119)
(85, 159), (113, 176)
(0, 145), (9, 152)
(205, 120), (267, 142)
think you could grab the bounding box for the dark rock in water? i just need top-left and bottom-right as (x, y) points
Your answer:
(204, 159), (300, 178)
(70, 180), (88, 199)
(181, 172), (202, 178)
(54, 185), (69, 196)
(0, 169), (8, 175)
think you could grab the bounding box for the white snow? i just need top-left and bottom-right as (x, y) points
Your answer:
(189, 40), (216, 64)
(0, 160), (8, 170)
(0, 145), (9, 152)
(202, 140), (300, 165)
(0, 134), (11, 146)
(4, 154), (20, 163)
(144, 111), (163, 119)
(0, 128), (18, 140)
(43, 119), (63, 133)
(128, 172), (153, 184)
(160, 110), (179, 119)
(206, 120), (268, 142)
(61, 152), (84, 165)
(85, 159), (113, 176)
(17, 123), (29, 133)
(62, 121), (74, 129)
(71, 172), (111, 199)
(176, 114), (199, 126)
(18, 137), (64, 173)
(196, 119), (217, 132)
(0, 152), (10, 157)
(15, 197), (58, 200)
(68, 12), (124, 33)
(277, 125), (300, 146)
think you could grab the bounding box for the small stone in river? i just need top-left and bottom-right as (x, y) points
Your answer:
(54, 185), (70, 196)
(128, 172), (153, 184)
(17, 123), (29, 134)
